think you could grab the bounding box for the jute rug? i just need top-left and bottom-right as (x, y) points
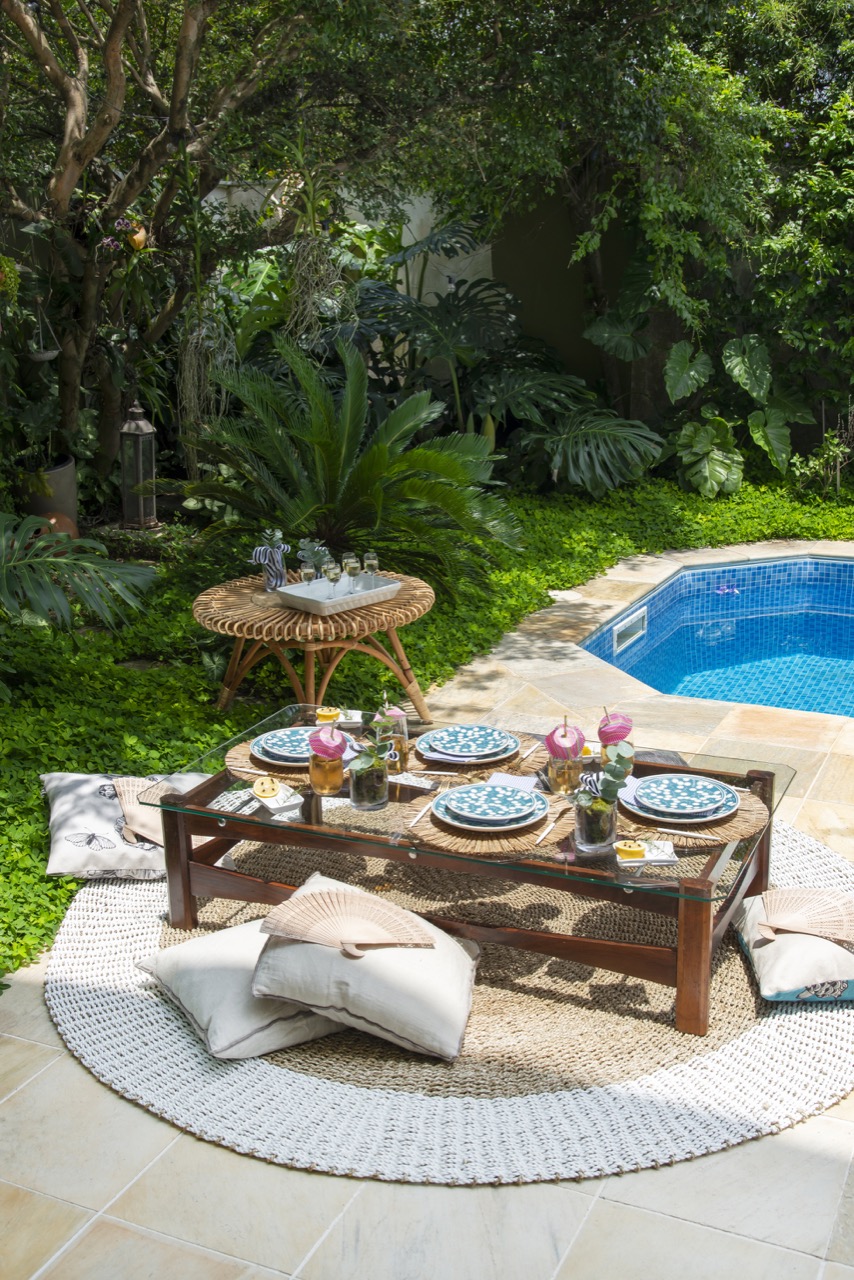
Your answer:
(45, 822), (854, 1184)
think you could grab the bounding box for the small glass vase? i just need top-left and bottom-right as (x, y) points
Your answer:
(349, 759), (389, 810)
(574, 798), (617, 855)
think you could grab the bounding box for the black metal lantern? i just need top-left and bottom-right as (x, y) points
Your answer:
(119, 402), (158, 528)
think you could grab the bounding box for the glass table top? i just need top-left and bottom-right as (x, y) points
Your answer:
(139, 704), (795, 903)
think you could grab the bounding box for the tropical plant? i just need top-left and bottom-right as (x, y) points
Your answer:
(662, 334), (813, 495)
(518, 408), (663, 498)
(172, 337), (522, 589)
(0, 513), (155, 699)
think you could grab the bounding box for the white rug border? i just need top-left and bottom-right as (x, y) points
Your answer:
(45, 821), (854, 1184)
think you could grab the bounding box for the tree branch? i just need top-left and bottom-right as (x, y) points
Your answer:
(75, 0), (136, 164)
(169, 1), (221, 134)
(0, 0), (75, 98)
(46, 0), (88, 80)
(209, 16), (306, 118)
(0, 177), (44, 222)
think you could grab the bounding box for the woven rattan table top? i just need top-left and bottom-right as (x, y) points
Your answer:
(193, 572), (435, 644)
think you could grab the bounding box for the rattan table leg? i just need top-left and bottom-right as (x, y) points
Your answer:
(384, 627), (431, 721)
(216, 637), (247, 709)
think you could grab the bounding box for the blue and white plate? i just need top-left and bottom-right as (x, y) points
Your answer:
(251, 727), (356, 764)
(417, 725), (516, 759)
(432, 787), (549, 833)
(632, 774), (739, 819)
(444, 784), (538, 823)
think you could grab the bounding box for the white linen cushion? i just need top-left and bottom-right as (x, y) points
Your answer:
(252, 873), (480, 1060)
(735, 895), (854, 1002)
(136, 919), (342, 1059)
(40, 772), (209, 879)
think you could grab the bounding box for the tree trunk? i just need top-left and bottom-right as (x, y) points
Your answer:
(93, 348), (124, 477)
(57, 334), (84, 442)
(586, 245), (627, 412)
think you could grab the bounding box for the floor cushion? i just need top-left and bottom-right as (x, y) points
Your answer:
(252, 872), (480, 1060)
(40, 772), (208, 879)
(735, 894), (854, 1001)
(136, 918), (342, 1059)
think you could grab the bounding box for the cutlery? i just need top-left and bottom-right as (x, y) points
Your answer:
(535, 820), (557, 846)
(520, 742), (540, 761)
(408, 784), (448, 828)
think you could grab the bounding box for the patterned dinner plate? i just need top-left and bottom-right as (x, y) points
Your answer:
(416, 740), (521, 766)
(431, 788), (549, 833)
(444, 784), (538, 823)
(417, 725), (516, 759)
(632, 774), (739, 819)
(251, 727), (357, 763)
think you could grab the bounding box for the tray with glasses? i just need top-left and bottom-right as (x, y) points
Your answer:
(274, 573), (401, 616)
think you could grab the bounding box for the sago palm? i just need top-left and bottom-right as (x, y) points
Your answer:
(178, 337), (522, 587)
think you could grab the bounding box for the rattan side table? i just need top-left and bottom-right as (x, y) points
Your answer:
(193, 572), (435, 720)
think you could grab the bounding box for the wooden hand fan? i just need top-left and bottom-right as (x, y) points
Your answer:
(261, 888), (436, 959)
(758, 889), (854, 945)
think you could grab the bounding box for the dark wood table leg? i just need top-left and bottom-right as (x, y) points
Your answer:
(162, 805), (197, 929)
(747, 769), (776, 896)
(675, 884), (714, 1035)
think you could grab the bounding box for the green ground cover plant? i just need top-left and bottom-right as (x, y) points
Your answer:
(3, 480), (854, 977)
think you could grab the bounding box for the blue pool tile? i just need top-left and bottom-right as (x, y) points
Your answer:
(581, 557), (854, 716)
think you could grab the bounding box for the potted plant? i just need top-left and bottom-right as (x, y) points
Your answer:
(573, 741), (634, 854)
(349, 714), (394, 810)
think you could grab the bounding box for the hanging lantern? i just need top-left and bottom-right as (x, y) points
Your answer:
(119, 402), (158, 528)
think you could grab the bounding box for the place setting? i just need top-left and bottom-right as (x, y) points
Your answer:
(411, 723), (547, 774)
(616, 770), (768, 846)
(406, 774), (573, 859)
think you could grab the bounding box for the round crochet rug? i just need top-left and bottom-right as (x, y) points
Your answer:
(45, 821), (854, 1185)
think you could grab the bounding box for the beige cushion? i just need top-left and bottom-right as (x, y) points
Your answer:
(252, 873), (480, 1060)
(735, 895), (854, 1002)
(136, 919), (342, 1059)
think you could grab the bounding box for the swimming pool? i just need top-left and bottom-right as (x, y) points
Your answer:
(581, 557), (854, 717)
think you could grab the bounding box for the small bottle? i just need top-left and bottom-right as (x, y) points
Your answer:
(544, 721), (585, 793)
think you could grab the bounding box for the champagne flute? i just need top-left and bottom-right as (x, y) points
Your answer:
(344, 554), (361, 594)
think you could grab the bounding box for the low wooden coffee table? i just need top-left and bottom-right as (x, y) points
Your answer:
(193, 572), (435, 719)
(142, 707), (794, 1036)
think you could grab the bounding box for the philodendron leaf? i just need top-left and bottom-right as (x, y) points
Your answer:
(682, 447), (743, 498)
(583, 312), (651, 361)
(748, 407), (792, 473)
(722, 335), (771, 403)
(664, 342), (713, 404)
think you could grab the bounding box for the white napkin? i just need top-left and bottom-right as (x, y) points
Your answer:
(486, 772), (537, 792)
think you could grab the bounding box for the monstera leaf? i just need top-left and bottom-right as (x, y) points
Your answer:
(722, 335), (771, 403)
(664, 342), (713, 404)
(748, 407), (792, 473)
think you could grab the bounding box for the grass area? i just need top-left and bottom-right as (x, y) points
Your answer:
(2, 479), (854, 976)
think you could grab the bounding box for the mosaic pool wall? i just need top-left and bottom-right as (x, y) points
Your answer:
(582, 557), (854, 714)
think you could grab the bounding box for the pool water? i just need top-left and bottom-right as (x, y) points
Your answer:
(582, 557), (854, 717)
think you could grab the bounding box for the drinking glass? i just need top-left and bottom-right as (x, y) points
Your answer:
(299, 562), (316, 585)
(323, 560), (342, 595)
(344, 555), (361, 594)
(363, 549), (379, 577)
